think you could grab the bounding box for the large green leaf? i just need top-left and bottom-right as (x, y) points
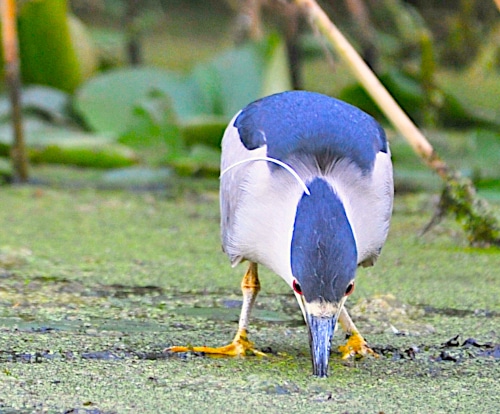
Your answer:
(179, 34), (292, 150)
(118, 92), (184, 164)
(169, 144), (221, 177)
(0, 117), (137, 168)
(339, 70), (425, 122)
(194, 34), (292, 118)
(74, 35), (292, 168)
(18, 0), (83, 92)
(0, 86), (71, 124)
(74, 68), (209, 135)
(68, 14), (98, 81)
(339, 69), (500, 130)
(180, 115), (228, 148)
(28, 140), (138, 169)
(261, 34), (295, 98)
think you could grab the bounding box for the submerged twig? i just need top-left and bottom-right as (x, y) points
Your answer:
(293, 0), (500, 246)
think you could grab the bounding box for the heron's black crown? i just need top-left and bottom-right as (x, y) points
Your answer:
(234, 91), (387, 174)
(291, 178), (357, 304)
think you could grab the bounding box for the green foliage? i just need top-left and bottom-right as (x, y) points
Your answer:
(0, 35), (290, 174)
(0, 85), (138, 169)
(101, 167), (172, 188)
(438, 174), (500, 247)
(75, 34), (290, 131)
(170, 144), (222, 177)
(391, 128), (500, 196)
(28, 140), (137, 169)
(181, 116), (228, 148)
(74, 68), (204, 135)
(0, 117), (137, 169)
(0, 86), (71, 124)
(339, 69), (500, 130)
(0, 157), (10, 183)
(18, 1), (85, 92)
(193, 34), (292, 118)
(74, 34), (292, 174)
(68, 14), (99, 80)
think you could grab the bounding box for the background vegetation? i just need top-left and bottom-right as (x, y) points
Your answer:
(0, 0), (499, 192)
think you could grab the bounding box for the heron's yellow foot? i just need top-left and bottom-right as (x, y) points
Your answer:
(166, 329), (266, 357)
(338, 331), (378, 360)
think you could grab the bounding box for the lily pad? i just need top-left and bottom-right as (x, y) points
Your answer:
(74, 68), (208, 135)
(101, 167), (172, 188)
(197, 33), (292, 118)
(0, 118), (137, 168)
(28, 140), (138, 169)
(0, 86), (71, 124)
(74, 35), (292, 153)
(180, 115), (228, 148)
(170, 144), (221, 177)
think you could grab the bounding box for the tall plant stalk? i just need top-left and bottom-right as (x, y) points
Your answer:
(1, 0), (28, 182)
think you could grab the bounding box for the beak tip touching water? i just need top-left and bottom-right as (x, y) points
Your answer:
(308, 314), (337, 378)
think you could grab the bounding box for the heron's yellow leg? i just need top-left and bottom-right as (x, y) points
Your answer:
(167, 262), (266, 357)
(337, 307), (378, 359)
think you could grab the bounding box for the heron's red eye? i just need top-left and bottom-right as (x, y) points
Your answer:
(293, 279), (303, 295)
(345, 282), (355, 296)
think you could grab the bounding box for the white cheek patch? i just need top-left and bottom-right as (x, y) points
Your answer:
(304, 300), (340, 319)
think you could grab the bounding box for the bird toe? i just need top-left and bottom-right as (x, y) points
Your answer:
(338, 331), (378, 360)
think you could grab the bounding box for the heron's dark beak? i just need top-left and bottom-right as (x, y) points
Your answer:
(307, 314), (337, 377)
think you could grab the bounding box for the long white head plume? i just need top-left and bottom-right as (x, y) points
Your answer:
(220, 156), (311, 196)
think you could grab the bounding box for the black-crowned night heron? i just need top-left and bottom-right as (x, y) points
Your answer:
(169, 91), (393, 377)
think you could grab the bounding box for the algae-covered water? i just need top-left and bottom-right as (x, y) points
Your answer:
(0, 180), (499, 413)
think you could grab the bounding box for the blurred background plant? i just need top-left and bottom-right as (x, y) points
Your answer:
(0, 0), (498, 194)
